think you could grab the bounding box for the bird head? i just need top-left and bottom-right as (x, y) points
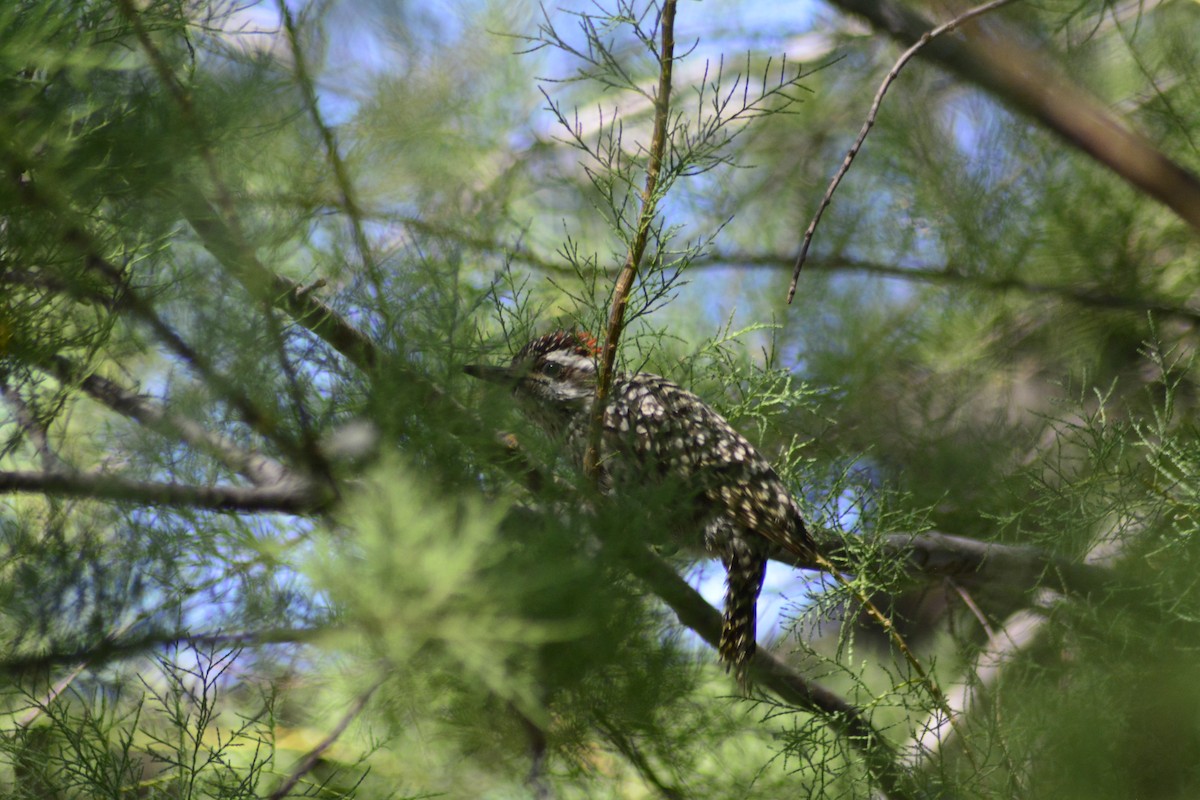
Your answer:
(465, 331), (601, 423)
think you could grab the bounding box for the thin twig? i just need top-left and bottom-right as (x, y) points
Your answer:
(813, 552), (980, 771)
(905, 601), (1048, 770)
(951, 580), (997, 639)
(829, 0), (1200, 233)
(278, 2), (377, 278)
(787, 0), (1018, 303)
(267, 679), (383, 800)
(585, 0), (678, 478)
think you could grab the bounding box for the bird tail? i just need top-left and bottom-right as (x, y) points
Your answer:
(720, 544), (767, 691)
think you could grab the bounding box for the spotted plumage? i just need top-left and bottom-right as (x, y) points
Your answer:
(465, 330), (817, 686)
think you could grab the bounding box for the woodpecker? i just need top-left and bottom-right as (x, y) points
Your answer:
(465, 330), (817, 685)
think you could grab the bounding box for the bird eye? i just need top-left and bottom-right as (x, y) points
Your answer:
(541, 362), (565, 379)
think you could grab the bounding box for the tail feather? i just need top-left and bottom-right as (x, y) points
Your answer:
(719, 543), (767, 691)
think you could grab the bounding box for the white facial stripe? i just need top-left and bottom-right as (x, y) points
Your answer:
(542, 351), (596, 374)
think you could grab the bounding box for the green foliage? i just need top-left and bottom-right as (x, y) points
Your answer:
(2, 0), (1200, 797)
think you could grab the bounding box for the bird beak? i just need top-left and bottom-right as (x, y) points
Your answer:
(463, 363), (519, 387)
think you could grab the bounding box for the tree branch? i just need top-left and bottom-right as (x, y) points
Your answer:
(825, 530), (1112, 598)
(0, 377), (65, 472)
(0, 627), (326, 676)
(706, 252), (1200, 325)
(789, 0), (1018, 301)
(586, 0), (678, 478)
(901, 522), (1133, 772)
(180, 194), (380, 372)
(827, 0), (1200, 234)
(7, 169), (302, 463)
(47, 357), (303, 489)
(0, 469), (330, 514)
(267, 679), (383, 800)
(621, 544), (918, 800)
(278, 1), (377, 280)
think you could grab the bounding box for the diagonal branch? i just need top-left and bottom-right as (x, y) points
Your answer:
(827, 0), (1200, 234)
(6, 165), (302, 464)
(180, 195), (379, 372)
(0, 377), (65, 473)
(621, 543), (917, 800)
(788, 0), (1017, 301)
(267, 679), (383, 800)
(47, 357), (303, 489)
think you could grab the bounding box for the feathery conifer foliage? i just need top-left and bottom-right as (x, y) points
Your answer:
(1, 0), (1199, 797)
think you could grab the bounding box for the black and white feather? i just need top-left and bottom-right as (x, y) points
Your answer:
(466, 330), (816, 685)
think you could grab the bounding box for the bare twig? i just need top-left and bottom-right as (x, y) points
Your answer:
(0, 469), (330, 514)
(829, 0), (1200, 234)
(788, 0), (1017, 302)
(268, 679), (383, 800)
(278, 1), (377, 278)
(586, 0), (678, 478)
